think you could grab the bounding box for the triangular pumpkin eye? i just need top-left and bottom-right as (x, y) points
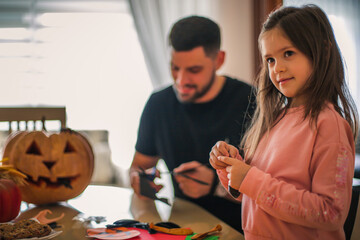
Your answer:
(64, 141), (76, 153)
(26, 141), (42, 155)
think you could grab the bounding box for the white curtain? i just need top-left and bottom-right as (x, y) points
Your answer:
(128, 0), (218, 90)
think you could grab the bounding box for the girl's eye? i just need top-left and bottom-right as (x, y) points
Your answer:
(284, 50), (294, 57)
(266, 57), (275, 64)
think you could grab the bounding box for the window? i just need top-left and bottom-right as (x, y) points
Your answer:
(0, 0), (152, 169)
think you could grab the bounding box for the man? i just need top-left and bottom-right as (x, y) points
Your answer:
(129, 15), (254, 232)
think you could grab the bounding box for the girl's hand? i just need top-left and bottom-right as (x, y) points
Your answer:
(209, 141), (241, 169)
(219, 156), (251, 191)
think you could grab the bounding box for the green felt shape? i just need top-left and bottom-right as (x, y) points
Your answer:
(185, 234), (219, 240)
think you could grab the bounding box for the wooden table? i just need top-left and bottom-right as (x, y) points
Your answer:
(16, 185), (244, 239)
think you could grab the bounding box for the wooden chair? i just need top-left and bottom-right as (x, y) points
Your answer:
(344, 179), (360, 240)
(0, 106), (66, 134)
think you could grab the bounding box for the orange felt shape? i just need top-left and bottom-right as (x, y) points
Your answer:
(2, 130), (94, 205)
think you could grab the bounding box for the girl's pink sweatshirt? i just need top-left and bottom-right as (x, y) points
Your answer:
(217, 103), (355, 239)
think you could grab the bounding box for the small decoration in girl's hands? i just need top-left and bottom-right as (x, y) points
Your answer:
(228, 186), (241, 199)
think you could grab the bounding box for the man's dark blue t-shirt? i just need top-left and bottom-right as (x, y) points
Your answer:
(135, 76), (255, 232)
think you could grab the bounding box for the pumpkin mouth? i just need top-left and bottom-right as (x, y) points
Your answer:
(25, 175), (80, 189)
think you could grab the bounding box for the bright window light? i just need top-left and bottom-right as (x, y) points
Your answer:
(0, 9), (152, 170)
(0, 28), (30, 40)
(328, 15), (357, 99)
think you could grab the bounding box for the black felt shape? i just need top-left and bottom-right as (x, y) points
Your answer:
(139, 172), (170, 206)
(228, 185), (241, 198)
(154, 222), (180, 229)
(112, 219), (140, 227)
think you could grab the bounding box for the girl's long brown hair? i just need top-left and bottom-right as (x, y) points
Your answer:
(241, 4), (359, 159)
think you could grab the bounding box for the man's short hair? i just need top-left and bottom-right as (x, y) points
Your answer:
(169, 16), (221, 57)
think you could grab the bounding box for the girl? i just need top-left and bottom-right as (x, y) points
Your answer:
(209, 4), (358, 240)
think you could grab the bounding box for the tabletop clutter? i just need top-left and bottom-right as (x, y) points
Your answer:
(1, 208), (222, 240)
(0, 129), (225, 239)
(87, 219), (222, 240)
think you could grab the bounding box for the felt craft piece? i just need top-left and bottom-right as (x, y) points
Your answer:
(87, 227), (140, 239)
(190, 224), (221, 240)
(148, 223), (193, 235)
(126, 228), (218, 240)
(128, 227), (186, 240)
(188, 235), (218, 240)
(88, 227), (219, 240)
(86, 227), (140, 240)
(33, 209), (65, 224)
(139, 172), (170, 205)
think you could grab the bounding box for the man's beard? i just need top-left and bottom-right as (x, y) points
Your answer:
(174, 70), (216, 103)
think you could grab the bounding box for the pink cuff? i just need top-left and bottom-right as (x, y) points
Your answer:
(239, 166), (265, 200)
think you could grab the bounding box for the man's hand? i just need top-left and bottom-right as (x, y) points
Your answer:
(173, 161), (214, 199)
(130, 167), (163, 199)
(129, 152), (163, 199)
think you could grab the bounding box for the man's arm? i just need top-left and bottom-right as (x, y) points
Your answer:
(129, 151), (161, 196)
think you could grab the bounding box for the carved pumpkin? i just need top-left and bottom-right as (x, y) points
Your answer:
(2, 130), (94, 205)
(0, 179), (22, 223)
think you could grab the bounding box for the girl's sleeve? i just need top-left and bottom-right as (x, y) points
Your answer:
(239, 142), (354, 230)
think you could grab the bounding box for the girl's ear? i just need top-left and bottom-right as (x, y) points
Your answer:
(215, 50), (225, 70)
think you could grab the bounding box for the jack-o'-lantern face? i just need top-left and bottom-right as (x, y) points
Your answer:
(3, 130), (94, 205)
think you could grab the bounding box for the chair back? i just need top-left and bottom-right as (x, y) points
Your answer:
(0, 107), (66, 134)
(344, 179), (360, 240)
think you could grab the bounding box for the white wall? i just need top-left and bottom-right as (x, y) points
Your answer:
(210, 0), (254, 84)
(160, 0), (254, 85)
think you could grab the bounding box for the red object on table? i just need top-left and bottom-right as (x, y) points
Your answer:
(0, 179), (21, 223)
(127, 227), (188, 240)
(87, 227), (188, 240)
